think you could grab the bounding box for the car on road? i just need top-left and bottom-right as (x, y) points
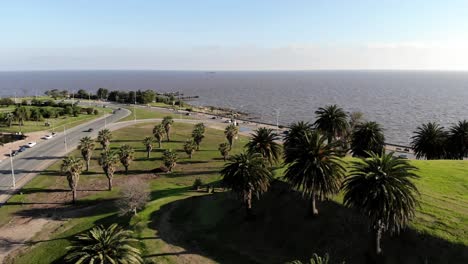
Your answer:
(42, 135), (53, 140)
(18, 146), (27, 152)
(86, 128), (94, 132)
(225, 119), (232, 123)
(26, 142), (37, 148)
(10, 150), (19, 157)
(51, 132), (57, 137)
(211, 116), (217, 119)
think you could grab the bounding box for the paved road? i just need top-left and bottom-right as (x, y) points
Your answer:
(0, 106), (131, 203)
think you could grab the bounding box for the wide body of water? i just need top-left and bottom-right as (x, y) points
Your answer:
(1, 70), (468, 145)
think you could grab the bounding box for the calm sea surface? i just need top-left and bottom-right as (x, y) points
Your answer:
(1, 70), (468, 145)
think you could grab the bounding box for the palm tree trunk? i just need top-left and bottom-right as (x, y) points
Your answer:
(372, 224), (383, 257)
(72, 189), (76, 204)
(158, 140), (162, 148)
(125, 166), (128, 175)
(86, 159), (90, 171)
(147, 150), (150, 159)
(310, 195), (319, 216)
(107, 177), (113, 190)
(245, 189), (253, 220)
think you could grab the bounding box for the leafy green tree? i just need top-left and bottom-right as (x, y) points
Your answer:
(162, 149), (178, 172)
(411, 122), (447, 160)
(119, 144), (135, 174)
(30, 107), (43, 122)
(65, 224), (143, 264)
(246, 127), (282, 165)
(142, 136), (154, 159)
(98, 150), (119, 190)
(351, 121), (385, 157)
(283, 121), (314, 163)
(313, 105), (348, 143)
(183, 139), (197, 159)
(61, 156), (84, 204)
(192, 123), (205, 150)
(221, 152), (272, 219)
(97, 129), (112, 151)
(342, 152), (419, 257)
(152, 123), (165, 148)
(4, 112), (14, 127)
(78, 136), (95, 171)
(447, 120), (468, 160)
(284, 130), (346, 216)
(14, 106), (29, 126)
(224, 124), (239, 150)
(218, 142), (230, 161)
(162, 116), (174, 142)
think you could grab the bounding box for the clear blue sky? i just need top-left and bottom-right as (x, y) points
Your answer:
(1, 0), (468, 70)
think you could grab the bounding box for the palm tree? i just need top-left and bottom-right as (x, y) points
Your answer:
(61, 156), (84, 204)
(283, 121), (313, 163)
(142, 136), (154, 159)
(162, 149), (178, 172)
(162, 116), (174, 142)
(224, 124), (239, 150)
(4, 112), (14, 127)
(14, 106), (29, 127)
(119, 144), (135, 174)
(98, 150), (119, 190)
(153, 124), (165, 148)
(447, 120), (468, 160)
(97, 129), (112, 151)
(65, 224), (143, 264)
(284, 130), (346, 216)
(192, 123), (205, 150)
(218, 142), (230, 161)
(287, 253), (330, 264)
(313, 105), (348, 143)
(351, 121), (385, 158)
(183, 139), (197, 159)
(411, 122), (447, 160)
(246, 127), (282, 165)
(221, 152), (272, 219)
(30, 107), (42, 122)
(78, 136), (95, 171)
(342, 152), (419, 257)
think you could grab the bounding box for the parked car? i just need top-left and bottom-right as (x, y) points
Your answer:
(87, 128), (94, 132)
(398, 154), (408, 159)
(42, 135), (53, 140)
(26, 142), (37, 148)
(211, 116), (217, 119)
(18, 146), (27, 152)
(51, 132), (57, 137)
(10, 150), (19, 156)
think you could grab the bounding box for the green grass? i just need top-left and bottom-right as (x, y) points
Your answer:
(0, 107), (112, 134)
(119, 106), (194, 122)
(1, 121), (467, 264)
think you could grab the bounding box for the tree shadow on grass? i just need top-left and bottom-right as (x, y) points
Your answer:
(170, 170), (219, 178)
(148, 181), (468, 264)
(177, 160), (210, 165)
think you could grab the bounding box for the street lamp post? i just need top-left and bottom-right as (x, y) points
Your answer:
(275, 108), (280, 133)
(64, 125), (68, 153)
(10, 149), (15, 188)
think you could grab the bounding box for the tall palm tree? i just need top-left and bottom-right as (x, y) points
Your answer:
(183, 139), (197, 159)
(119, 144), (135, 174)
(4, 112), (14, 127)
(351, 121), (385, 157)
(447, 120), (468, 160)
(192, 123), (205, 150)
(342, 152), (419, 257)
(411, 122), (447, 160)
(221, 152), (272, 219)
(61, 156), (84, 204)
(162, 149), (178, 172)
(218, 142), (230, 161)
(97, 129), (112, 151)
(283, 121), (313, 163)
(224, 124), (239, 150)
(284, 130), (346, 216)
(152, 124), (165, 148)
(313, 105), (348, 143)
(65, 224), (143, 264)
(287, 253), (330, 264)
(246, 127), (282, 165)
(78, 136), (95, 171)
(142, 136), (154, 159)
(162, 116), (174, 142)
(98, 150), (119, 190)
(14, 106), (29, 127)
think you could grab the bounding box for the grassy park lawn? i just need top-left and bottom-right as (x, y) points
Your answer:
(119, 105), (194, 122)
(0, 107), (112, 134)
(0, 120), (466, 263)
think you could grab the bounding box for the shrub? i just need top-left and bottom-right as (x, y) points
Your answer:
(192, 178), (204, 190)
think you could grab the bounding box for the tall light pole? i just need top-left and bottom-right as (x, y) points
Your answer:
(64, 125), (68, 153)
(134, 96), (137, 123)
(10, 149), (15, 188)
(275, 108), (280, 133)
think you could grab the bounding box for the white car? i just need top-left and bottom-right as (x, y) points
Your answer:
(26, 142), (37, 148)
(42, 135), (53, 140)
